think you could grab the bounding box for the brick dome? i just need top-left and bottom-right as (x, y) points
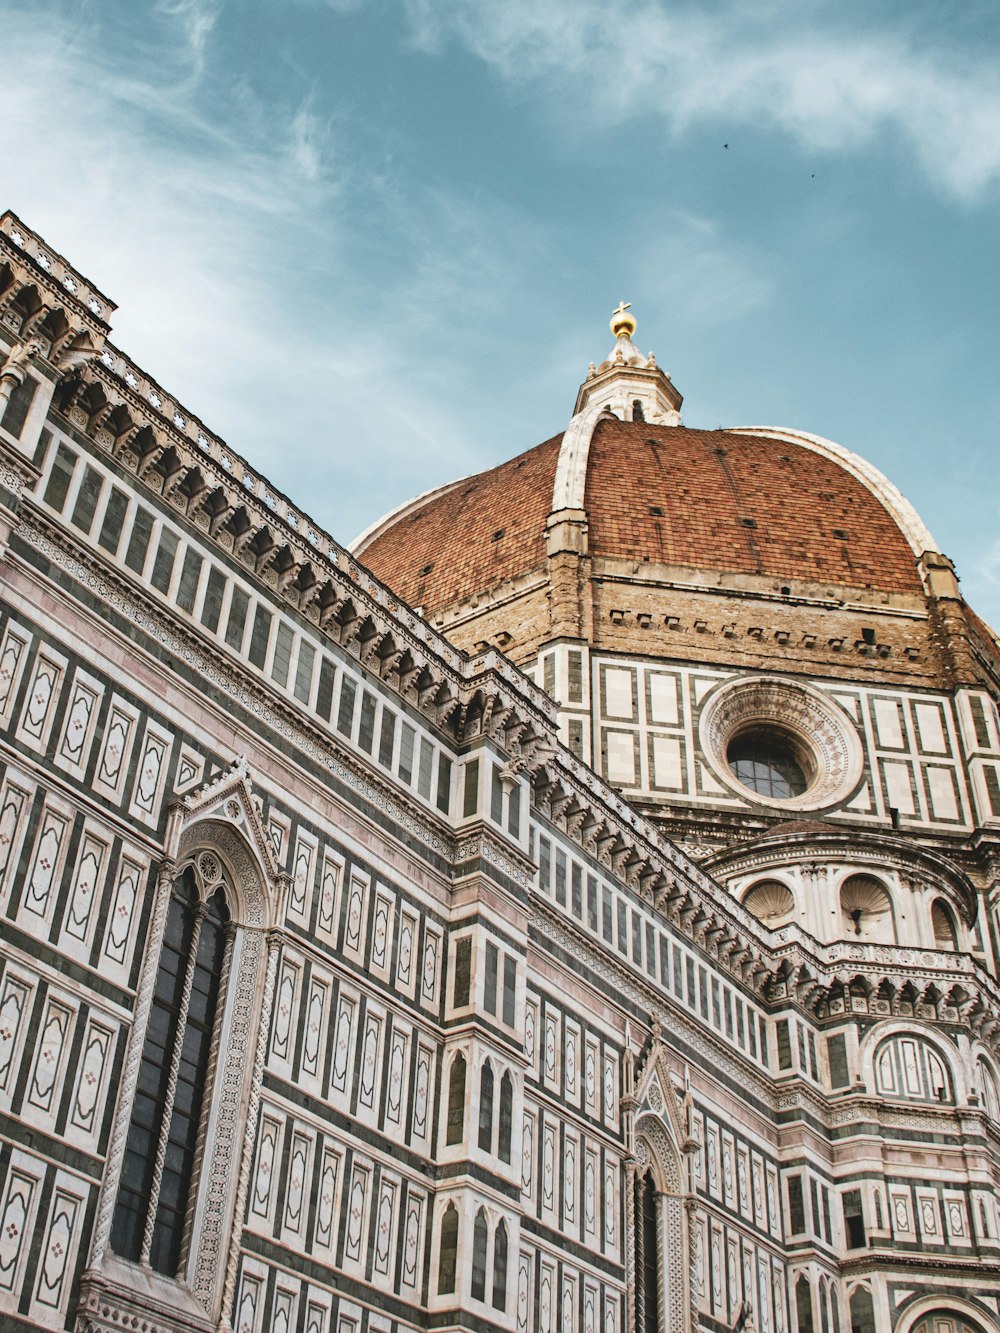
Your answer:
(356, 417), (926, 613)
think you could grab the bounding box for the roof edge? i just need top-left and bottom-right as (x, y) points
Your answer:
(725, 426), (937, 559)
(350, 475), (466, 556)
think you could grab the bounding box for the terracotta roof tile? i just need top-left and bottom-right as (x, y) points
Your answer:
(360, 434), (562, 610)
(361, 420), (923, 611)
(585, 420), (920, 591)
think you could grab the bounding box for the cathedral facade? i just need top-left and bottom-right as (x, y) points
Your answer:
(0, 214), (998, 1333)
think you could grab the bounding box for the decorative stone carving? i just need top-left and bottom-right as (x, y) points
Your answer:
(699, 675), (864, 812)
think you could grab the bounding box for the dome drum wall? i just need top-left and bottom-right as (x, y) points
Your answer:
(704, 830), (978, 952)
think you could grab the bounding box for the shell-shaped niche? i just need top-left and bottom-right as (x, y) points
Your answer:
(840, 875), (895, 944)
(742, 879), (796, 929)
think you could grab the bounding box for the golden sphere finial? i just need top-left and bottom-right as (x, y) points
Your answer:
(610, 300), (636, 339)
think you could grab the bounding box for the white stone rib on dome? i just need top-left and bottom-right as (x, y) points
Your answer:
(725, 426), (937, 558)
(551, 406), (604, 515)
(350, 476), (465, 556)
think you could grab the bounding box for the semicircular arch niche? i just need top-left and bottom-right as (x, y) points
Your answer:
(910, 1313), (998, 1333)
(874, 1032), (953, 1104)
(698, 676), (864, 812)
(839, 874), (895, 944)
(742, 879), (796, 929)
(931, 898), (959, 950)
(977, 1057), (1000, 1122)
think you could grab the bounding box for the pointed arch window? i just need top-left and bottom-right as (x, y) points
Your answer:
(634, 1168), (660, 1332)
(797, 1276), (815, 1333)
(446, 1052), (467, 1145)
(111, 868), (229, 1275)
(492, 1219), (508, 1311)
(479, 1061), (494, 1152)
(471, 1207), (489, 1302)
(438, 1202), (458, 1294)
(498, 1070), (513, 1163)
(848, 1286), (874, 1333)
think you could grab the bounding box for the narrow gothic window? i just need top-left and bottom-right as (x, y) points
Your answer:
(471, 1207), (488, 1301)
(492, 1220), (508, 1311)
(634, 1168), (660, 1332)
(498, 1071), (513, 1163)
(438, 1202), (458, 1294)
(797, 1277), (815, 1333)
(446, 1053), (467, 1145)
(479, 1061), (494, 1152)
(848, 1287), (874, 1333)
(110, 869), (229, 1276)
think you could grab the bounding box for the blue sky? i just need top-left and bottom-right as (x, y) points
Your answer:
(4, 0), (1000, 624)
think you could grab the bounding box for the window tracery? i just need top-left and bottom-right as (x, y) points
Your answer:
(110, 866), (229, 1274)
(78, 764), (284, 1330)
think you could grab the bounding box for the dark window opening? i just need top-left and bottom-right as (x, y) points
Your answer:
(438, 1204), (458, 1294)
(98, 486), (129, 556)
(843, 1189), (866, 1248)
(727, 729), (808, 800)
(446, 1053), (466, 1146)
(453, 937), (472, 1008)
(224, 586), (249, 651)
(124, 507), (154, 577)
(70, 464), (103, 536)
(150, 529), (178, 595)
(111, 871), (229, 1276)
(293, 640), (315, 704)
(315, 657), (336, 721)
(1, 373), (38, 439)
(471, 1208), (488, 1301)
(492, 1221), (508, 1311)
(248, 604), (272, 670)
(788, 1175), (805, 1233)
(502, 955), (516, 1027)
(176, 549), (203, 615)
(478, 1061), (494, 1152)
(797, 1278), (814, 1333)
(635, 1167), (660, 1332)
(498, 1071), (513, 1162)
(484, 942), (498, 1015)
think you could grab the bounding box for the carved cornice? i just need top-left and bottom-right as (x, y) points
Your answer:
(1, 213), (110, 376)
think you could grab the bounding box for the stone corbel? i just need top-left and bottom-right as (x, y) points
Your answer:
(0, 336), (42, 414)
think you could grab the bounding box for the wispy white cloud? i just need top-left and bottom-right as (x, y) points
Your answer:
(403, 0), (1000, 199)
(155, 0), (222, 76)
(0, 3), (492, 534)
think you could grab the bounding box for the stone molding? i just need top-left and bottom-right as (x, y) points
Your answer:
(697, 674), (865, 813)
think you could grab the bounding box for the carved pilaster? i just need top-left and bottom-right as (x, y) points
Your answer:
(625, 1156), (638, 1333)
(217, 925), (283, 1330)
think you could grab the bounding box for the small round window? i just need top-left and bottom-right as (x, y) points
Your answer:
(699, 677), (864, 812)
(726, 730), (808, 800)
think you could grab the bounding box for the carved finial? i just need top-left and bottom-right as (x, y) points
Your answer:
(610, 300), (636, 339)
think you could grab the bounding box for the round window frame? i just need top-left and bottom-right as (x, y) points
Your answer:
(699, 676), (864, 812)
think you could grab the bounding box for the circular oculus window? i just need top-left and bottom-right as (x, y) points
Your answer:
(699, 677), (863, 811)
